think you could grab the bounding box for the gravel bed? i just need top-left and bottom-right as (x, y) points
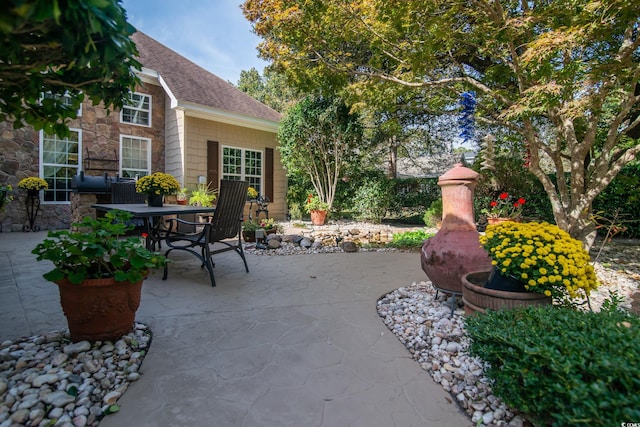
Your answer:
(0, 324), (151, 427)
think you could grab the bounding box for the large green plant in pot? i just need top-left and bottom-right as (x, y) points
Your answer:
(32, 210), (167, 342)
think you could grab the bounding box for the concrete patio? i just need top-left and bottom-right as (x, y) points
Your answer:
(0, 230), (470, 426)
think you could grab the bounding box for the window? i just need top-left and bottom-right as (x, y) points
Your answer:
(121, 92), (151, 126)
(222, 147), (262, 194)
(120, 136), (151, 178)
(42, 92), (82, 116)
(40, 129), (81, 203)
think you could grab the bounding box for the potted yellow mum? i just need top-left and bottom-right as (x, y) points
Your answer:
(135, 172), (181, 207)
(463, 221), (599, 314)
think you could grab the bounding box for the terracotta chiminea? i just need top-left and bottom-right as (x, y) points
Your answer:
(421, 163), (491, 294)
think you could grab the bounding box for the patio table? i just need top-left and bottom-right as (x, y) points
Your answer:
(92, 203), (216, 250)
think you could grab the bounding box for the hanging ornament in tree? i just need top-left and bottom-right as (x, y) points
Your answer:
(458, 91), (477, 145)
(481, 134), (496, 171)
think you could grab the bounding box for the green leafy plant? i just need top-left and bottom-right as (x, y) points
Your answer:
(32, 210), (167, 284)
(135, 172), (181, 195)
(242, 218), (276, 232)
(387, 229), (434, 249)
(0, 184), (13, 212)
(466, 306), (640, 426)
(304, 193), (329, 213)
(188, 183), (217, 207)
(422, 199), (442, 227)
(288, 202), (303, 221)
(480, 221), (598, 300)
(352, 177), (392, 223)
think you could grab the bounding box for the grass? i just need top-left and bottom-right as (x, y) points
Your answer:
(386, 229), (434, 249)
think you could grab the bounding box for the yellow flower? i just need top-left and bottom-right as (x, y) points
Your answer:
(18, 177), (49, 191)
(481, 221), (598, 302)
(135, 172), (181, 195)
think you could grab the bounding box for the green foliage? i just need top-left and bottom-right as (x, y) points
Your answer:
(32, 210), (167, 285)
(278, 95), (363, 210)
(236, 66), (301, 113)
(466, 306), (640, 426)
(0, 0), (141, 136)
(288, 202), (302, 221)
(593, 161), (640, 238)
(389, 178), (441, 216)
(188, 183), (217, 207)
(387, 229), (434, 249)
(422, 199), (442, 227)
(352, 177), (393, 223)
(474, 151), (553, 223)
(244, 0), (640, 243)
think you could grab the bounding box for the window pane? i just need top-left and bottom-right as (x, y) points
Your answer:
(121, 136), (150, 178)
(41, 131), (80, 202)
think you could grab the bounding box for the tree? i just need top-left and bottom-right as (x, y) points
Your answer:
(243, 0), (640, 245)
(0, 0), (141, 136)
(277, 96), (363, 210)
(236, 66), (301, 113)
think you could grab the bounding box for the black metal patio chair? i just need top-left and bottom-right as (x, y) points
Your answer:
(161, 179), (249, 286)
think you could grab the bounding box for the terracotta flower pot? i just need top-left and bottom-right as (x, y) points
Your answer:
(310, 209), (327, 225)
(461, 270), (551, 316)
(56, 277), (144, 342)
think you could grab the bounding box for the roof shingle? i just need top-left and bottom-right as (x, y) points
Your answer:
(132, 31), (280, 123)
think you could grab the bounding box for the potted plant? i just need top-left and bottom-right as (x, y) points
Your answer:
(176, 187), (189, 205)
(32, 210), (168, 342)
(135, 172), (181, 207)
(188, 183), (217, 207)
(305, 193), (329, 225)
(18, 177), (49, 196)
(481, 192), (526, 224)
(463, 221), (599, 314)
(247, 186), (259, 200)
(242, 217), (277, 242)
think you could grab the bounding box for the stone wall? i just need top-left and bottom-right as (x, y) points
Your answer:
(0, 81), (166, 232)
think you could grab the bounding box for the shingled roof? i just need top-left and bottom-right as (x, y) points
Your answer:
(131, 31), (280, 126)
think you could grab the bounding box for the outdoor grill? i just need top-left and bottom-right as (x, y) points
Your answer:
(71, 172), (130, 194)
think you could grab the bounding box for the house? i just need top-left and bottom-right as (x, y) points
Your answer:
(0, 32), (284, 232)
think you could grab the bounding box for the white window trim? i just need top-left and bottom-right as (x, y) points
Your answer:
(120, 92), (152, 127)
(39, 128), (82, 205)
(221, 145), (263, 189)
(119, 134), (152, 178)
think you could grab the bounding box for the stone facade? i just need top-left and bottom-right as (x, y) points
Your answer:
(0, 82), (166, 232)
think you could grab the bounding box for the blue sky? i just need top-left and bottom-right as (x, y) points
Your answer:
(121, 0), (268, 84)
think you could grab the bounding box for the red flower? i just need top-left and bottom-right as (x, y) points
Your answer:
(517, 197), (526, 205)
(141, 232), (149, 239)
(490, 201), (498, 207)
(499, 192), (509, 200)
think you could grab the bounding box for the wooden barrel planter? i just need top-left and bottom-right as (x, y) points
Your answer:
(461, 270), (551, 315)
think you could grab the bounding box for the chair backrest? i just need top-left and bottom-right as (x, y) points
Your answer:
(208, 179), (249, 241)
(111, 181), (146, 204)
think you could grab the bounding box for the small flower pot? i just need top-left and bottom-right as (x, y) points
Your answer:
(310, 209), (327, 226)
(147, 193), (163, 207)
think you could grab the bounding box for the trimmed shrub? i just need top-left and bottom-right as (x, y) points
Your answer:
(387, 229), (434, 249)
(466, 306), (640, 426)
